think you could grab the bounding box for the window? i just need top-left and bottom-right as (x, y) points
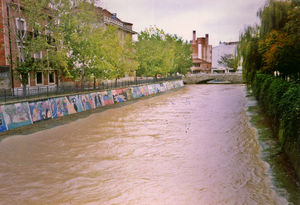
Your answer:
(16, 18), (26, 38)
(34, 51), (42, 59)
(193, 63), (200, 67)
(17, 44), (25, 62)
(36, 72), (43, 85)
(198, 44), (202, 59)
(16, 18), (26, 31)
(20, 73), (30, 86)
(49, 72), (55, 84)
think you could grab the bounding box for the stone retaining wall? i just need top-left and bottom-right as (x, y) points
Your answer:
(183, 74), (244, 84)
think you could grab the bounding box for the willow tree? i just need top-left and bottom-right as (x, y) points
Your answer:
(237, 25), (262, 83)
(238, 0), (300, 82)
(257, 0), (300, 79)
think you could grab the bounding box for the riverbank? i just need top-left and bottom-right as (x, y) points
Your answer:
(0, 80), (184, 136)
(246, 93), (300, 204)
(251, 74), (300, 180)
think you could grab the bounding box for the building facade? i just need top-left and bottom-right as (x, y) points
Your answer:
(101, 8), (136, 43)
(0, 0), (136, 92)
(190, 30), (212, 74)
(212, 41), (241, 73)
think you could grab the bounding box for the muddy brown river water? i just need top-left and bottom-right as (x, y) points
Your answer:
(0, 85), (291, 204)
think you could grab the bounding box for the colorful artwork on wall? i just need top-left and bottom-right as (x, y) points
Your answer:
(166, 82), (173, 90)
(111, 88), (128, 103)
(29, 100), (52, 122)
(147, 84), (156, 95)
(99, 91), (114, 106)
(67, 95), (84, 113)
(131, 86), (142, 98)
(0, 106), (7, 132)
(90, 92), (103, 108)
(49, 97), (69, 118)
(126, 88), (133, 100)
(141, 86), (149, 96)
(2, 102), (32, 130)
(159, 83), (167, 92)
(0, 80), (184, 133)
(64, 97), (77, 114)
(80, 94), (95, 111)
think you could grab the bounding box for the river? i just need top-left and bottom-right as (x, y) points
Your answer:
(0, 85), (296, 204)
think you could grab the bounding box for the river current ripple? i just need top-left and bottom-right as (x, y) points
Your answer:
(0, 85), (288, 204)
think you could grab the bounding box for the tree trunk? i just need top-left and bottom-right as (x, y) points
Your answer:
(81, 72), (85, 89)
(22, 83), (27, 97)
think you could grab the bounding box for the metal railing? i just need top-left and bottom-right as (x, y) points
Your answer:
(0, 76), (182, 103)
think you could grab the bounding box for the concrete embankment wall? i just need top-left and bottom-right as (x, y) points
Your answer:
(0, 80), (184, 133)
(183, 74), (244, 84)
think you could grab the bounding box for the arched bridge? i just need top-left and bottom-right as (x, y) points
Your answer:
(183, 73), (244, 84)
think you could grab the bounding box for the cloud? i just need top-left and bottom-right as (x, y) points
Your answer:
(100, 0), (266, 45)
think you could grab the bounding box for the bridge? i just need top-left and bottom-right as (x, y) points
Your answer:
(183, 73), (244, 84)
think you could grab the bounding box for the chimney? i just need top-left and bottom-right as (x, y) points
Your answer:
(193, 30), (196, 43)
(205, 34), (209, 44)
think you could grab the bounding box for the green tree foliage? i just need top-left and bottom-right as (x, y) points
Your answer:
(238, 26), (262, 83)
(12, 0), (138, 89)
(170, 35), (192, 75)
(239, 0), (300, 81)
(136, 27), (191, 77)
(252, 74), (299, 148)
(217, 54), (239, 71)
(239, 1), (300, 173)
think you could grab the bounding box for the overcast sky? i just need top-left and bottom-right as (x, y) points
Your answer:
(99, 0), (266, 46)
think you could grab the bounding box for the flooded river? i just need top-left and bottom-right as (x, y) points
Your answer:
(0, 85), (295, 204)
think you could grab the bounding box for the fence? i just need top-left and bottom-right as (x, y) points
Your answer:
(0, 76), (182, 103)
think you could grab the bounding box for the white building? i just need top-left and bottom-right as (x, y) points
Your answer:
(212, 41), (242, 73)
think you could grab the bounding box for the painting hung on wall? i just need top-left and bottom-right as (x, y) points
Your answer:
(111, 88), (127, 103)
(49, 97), (69, 118)
(2, 102), (32, 130)
(67, 95), (84, 113)
(0, 106), (7, 132)
(90, 92), (102, 108)
(80, 94), (95, 111)
(99, 91), (114, 106)
(29, 100), (52, 122)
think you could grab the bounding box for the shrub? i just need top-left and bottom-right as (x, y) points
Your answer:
(279, 84), (300, 142)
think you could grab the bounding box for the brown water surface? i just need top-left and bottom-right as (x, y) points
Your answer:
(0, 85), (288, 204)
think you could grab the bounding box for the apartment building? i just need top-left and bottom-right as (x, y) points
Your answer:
(0, 0), (136, 92)
(100, 8), (137, 43)
(190, 30), (212, 74)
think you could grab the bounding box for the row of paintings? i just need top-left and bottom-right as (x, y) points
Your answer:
(0, 80), (184, 132)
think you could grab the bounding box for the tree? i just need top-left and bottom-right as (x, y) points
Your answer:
(237, 25), (262, 83)
(169, 35), (192, 75)
(136, 26), (192, 77)
(217, 54), (239, 71)
(239, 0), (300, 81)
